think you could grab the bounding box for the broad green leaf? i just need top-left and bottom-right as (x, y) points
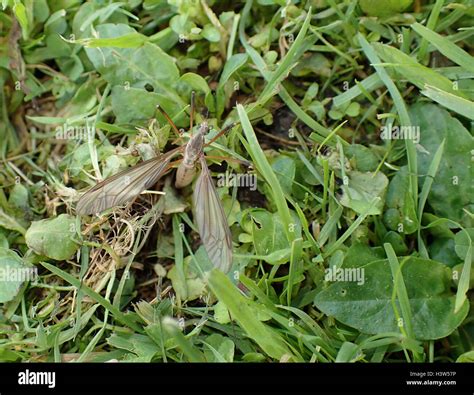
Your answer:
(84, 24), (184, 107)
(411, 103), (474, 227)
(24, 33), (72, 63)
(246, 208), (301, 259)
(269, 155), (295, 196)
(383, 231), (408, 255)
(58, 76), (99, 119)
(33, 0), (50, 24)
(345, 144), (379, 172)
(101, 154), (128, 179)
(314, 257), (469, 340)
(25, 214), (80, 260)
(111, 86), (183, 125)
(454, 229), (474, 261)
(179, 72), (210, 95)
(0, 248), (32, 303)
(343, 243), (385, 267)
(203, 334), (234, 362)
(167, 264), (206, 302)
(44, 9), (67, 34)
(340, 171), (388, 215)
(290, 53), (331, 78)
(122, 334), (161, 361)
(162, 183), (187, 215)
(76, 2), (130, 35)
(7, 184), (32, 229)
(457, 351), (474, 363)
(250, 209), (290, 256)
(201, 24), (220, 42)
(0, 233), (8, 249)
(214, 301), (231, 324)
(428, 238), (460, 267)
(219, 53), (248, 85)
(0, 208), (27, 235)
(107, 333), (160, 362)
(66, 144), (115, 179)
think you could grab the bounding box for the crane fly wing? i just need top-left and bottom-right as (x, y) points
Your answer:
(76, 151), (177, 215)
(193, 156), (233, 273)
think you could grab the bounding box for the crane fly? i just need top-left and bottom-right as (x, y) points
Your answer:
(76, 99), (235, 273)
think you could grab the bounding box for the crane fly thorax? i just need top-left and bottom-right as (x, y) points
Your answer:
(175, 122), (208, 188)
(182, 122), (207, 166)
(182, 139), (202, 168)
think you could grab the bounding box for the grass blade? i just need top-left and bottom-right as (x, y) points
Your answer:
(413, 22), (474, 73)
(239, 0), (331, 140)
(237, 104), (295, 244)
(384, 244), (421, 362)
(358, 34), (418, 219)
(40, 261), (143, 333)
(421, 85), (474, 120)
(162, 318), (206, 362)
(417, 139), (445, 257)
(208, 269), (294, 360)
(286, 237), (303, 306)
(455, 232), (473, 313)
(417, 0), (445, 62)
(259, 8), (313, 103)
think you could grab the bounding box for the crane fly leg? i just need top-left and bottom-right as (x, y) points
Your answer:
(189, 91), (195, 132)
(156, 104), (182, 138)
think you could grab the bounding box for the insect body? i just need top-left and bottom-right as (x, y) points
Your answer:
(175, 122), (207, 189)
(76, 119), (233, 273)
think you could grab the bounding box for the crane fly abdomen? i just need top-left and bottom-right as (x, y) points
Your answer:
(175, 162), (197, 188)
